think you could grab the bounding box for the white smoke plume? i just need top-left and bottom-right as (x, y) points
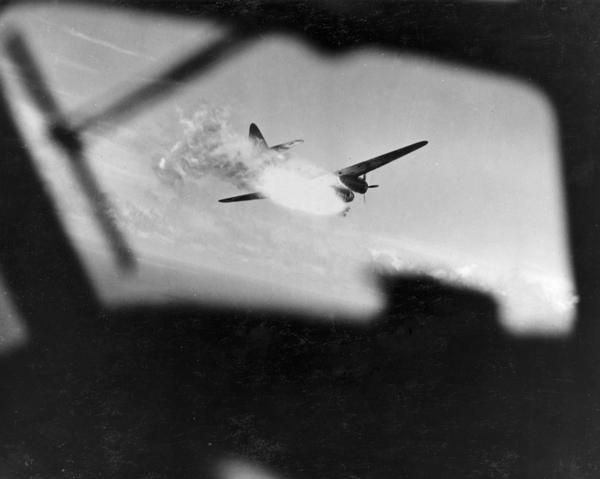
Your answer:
(154, 105), (347, 215)
(154, 105), (275, 189)
(256, 169), (346, 216)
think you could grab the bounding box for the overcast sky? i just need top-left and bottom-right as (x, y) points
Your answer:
(0, 3), (576, 334)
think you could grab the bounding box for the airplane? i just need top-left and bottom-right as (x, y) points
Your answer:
(219, 125), (428, 210)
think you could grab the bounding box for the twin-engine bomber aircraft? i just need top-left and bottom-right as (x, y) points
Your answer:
(218, 124), (428, 209)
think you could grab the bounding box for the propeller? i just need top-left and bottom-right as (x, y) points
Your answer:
(362, 174), (379, 203)
(4, 30), (136, 270)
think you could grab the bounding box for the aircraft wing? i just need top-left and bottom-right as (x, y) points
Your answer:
(335, 140), (428, 177)
(218, 192), (267, 203)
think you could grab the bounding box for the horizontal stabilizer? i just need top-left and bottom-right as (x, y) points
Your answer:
(271, 139), (304, 151)
(336, 140), (428, 177)
(218, 192), (267, 203)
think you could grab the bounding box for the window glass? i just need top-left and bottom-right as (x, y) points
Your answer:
(0, 4), (576, 334)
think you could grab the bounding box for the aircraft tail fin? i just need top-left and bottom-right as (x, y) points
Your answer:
(249, 123), (268, 149)
(249, 123), (303, 151)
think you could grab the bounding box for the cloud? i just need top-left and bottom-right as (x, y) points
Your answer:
(370, 246), (577, 335)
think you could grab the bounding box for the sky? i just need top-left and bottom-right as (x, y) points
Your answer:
(0, 3), (577, 334)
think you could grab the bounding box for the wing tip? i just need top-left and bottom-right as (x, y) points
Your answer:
(403, 140), (428, 155)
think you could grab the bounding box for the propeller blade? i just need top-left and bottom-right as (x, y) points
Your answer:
(4, 30), (135, 271)
(71, 29), (251, 133)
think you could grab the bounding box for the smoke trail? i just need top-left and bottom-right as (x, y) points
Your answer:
(154, 105), (347, 215)
(154, 105), (283, 189)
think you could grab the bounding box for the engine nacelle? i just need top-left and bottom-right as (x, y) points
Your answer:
(332, 186), (355, 203)
(339, 175), (369, 194)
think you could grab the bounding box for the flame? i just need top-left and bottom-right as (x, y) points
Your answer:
(256, 166), (347, 216)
